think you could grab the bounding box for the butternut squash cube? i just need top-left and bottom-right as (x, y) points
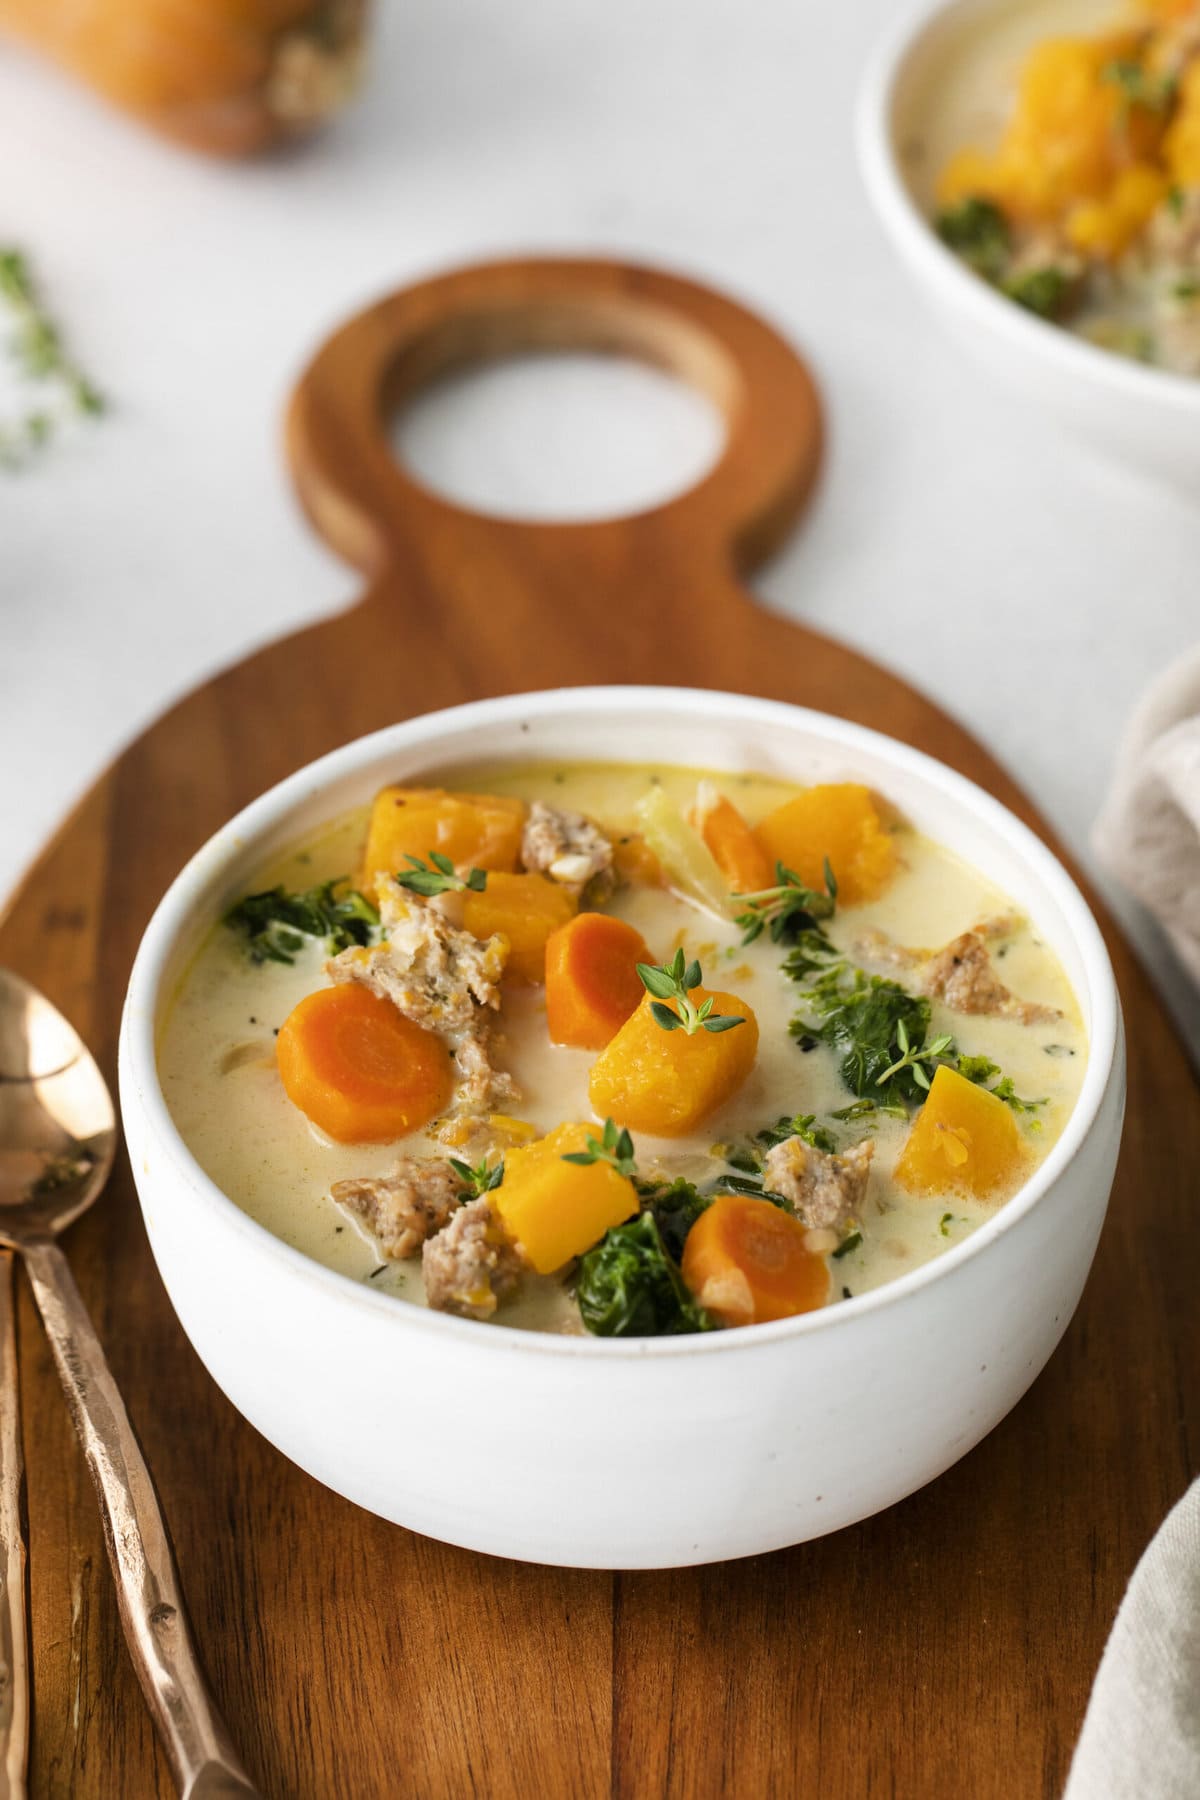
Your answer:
(462, 872), (577, 984)
(361, 786), (524, 897)
(588, 989), (759, 1138)
(492, 1122), (638, 1274)
(754, 783), (896, 906)
(611, 832), (663, 888)
(894, 1065), (1025, 1200)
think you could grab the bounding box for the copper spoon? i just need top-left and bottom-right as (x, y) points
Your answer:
(0, 1245), (28, 1800)
(0, 970), (259, 1799)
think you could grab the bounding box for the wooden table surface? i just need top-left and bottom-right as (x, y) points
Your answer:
(2, 260), (1196, 1799)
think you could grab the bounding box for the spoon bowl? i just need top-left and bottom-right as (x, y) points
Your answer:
(0, 969), (116, 1242)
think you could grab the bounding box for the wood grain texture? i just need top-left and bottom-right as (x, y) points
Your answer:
(2, 257), (1195, 1800)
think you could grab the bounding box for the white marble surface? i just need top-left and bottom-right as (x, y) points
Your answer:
(1, 0), (1197, 1047)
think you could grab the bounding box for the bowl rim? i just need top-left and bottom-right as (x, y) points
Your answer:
(855, 0), (1200, 413)
(121, 684), (1121, 1362)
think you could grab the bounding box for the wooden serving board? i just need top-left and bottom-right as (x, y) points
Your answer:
(2, 258), (1196, 1800)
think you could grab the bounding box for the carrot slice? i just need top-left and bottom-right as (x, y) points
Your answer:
(544, 913), (652, 1049)
(276, 985), (452, 1143)
(681, 1194), (830, 1326)
(694, 794), (774, 894)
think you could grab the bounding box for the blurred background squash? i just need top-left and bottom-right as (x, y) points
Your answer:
(0, 0), (368, 155)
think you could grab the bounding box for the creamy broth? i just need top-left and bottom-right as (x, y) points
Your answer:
(159, 761), (1087, 1334)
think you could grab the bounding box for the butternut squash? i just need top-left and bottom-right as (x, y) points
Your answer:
(361, 786), (524, 900)
(611, 832), (663, 889)
(492, 1123), (638, 1274)
(894, 1065), (1025, 1200)
(754, 783), (896, 906)
(588, 989), (759, 1138)
(938, 26), (1168, 237)
(0, 0), (368, 156)
(461, 872), (577, 985)
(1165, 58), (1200, 183)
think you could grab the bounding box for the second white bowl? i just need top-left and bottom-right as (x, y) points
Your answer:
(856, 0), (1200, 488)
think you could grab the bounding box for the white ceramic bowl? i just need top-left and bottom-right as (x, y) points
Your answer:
(120, 687), (1124, 1569)
(856, 0), (1200, 487)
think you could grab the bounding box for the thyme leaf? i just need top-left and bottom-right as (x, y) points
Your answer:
(876, 1018), (956, 1090)
(732, 858), (837, 946)
(637, 948), (745, 1036)
(561, 1117), (639, 1180)
(394, 852), (488, 897)
(448, 1155), (505, 1200)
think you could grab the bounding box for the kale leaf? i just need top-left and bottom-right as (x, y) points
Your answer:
(635, 1176), (712, 1264)
(576, 1210), (713, 1336)
(225, 878), (379, 965)
(1001, 266), (1071, 321)
(936, 196), (1011, 281)
(792, 967), (934, 1104)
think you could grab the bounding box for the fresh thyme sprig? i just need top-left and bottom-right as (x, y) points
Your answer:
(876, 1018), (956, 1092)
(636, 949), (746, 1035)
(449, 1155), (505, 1199)
(0, 248), (104, 469)
(562, 1118), (638, 1179)
(394, 852), (488, 898)
(732, 858), (837, 946)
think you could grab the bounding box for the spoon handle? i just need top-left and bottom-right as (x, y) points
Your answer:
(0, 1251), (29, 1800)
(21, 1238), (260, 1800)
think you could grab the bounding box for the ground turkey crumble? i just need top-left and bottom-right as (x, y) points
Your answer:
(764, 1136), (874, 1231)
(520, 800), (614, 896)
(326, 875), (519, 1111)
(421, 1197), (524, 1319)
(857, 917), (1059, 1026)
(330, 1157), (463, 1260)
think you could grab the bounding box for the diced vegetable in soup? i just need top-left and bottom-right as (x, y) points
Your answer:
(931, 0), (1200, 374)
(159, 762), (1087, 1337)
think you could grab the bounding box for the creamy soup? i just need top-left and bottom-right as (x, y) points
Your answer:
(919, 0), (1200, 374)
(159, 762), (1086, 1336)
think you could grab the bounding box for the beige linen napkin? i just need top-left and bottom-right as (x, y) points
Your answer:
(1067, 648), (1200, 1797)
(1093, 644), (1200, 986)
(1064, 1480), (1200, 1799)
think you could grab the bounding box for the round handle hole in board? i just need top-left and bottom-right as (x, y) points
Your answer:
(390, 349), (726, 523)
